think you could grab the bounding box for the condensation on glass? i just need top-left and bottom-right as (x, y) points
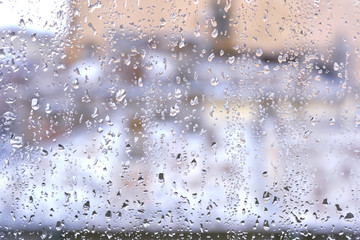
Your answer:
(0, 0), (360, 238)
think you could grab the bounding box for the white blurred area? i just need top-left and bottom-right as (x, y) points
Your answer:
(0, 0), (69, 33)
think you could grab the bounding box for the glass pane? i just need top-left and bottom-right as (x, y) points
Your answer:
(1, 0), (359, 238)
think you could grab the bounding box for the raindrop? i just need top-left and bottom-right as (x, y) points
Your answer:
(208, 52), (215, 62)
(333, 62), (340, 71)
(211, 28), (218, 38)
(210, 77), (219, 86)
(83, 201), (90, 211)
(190, 96), (199, 105)
(174, 88), (182, 98)
(116, 89), (126, 102)
(170, 104), (180, 116)
(160, 17), (167, 26)
(45, 104), (52, 114)
(211, 142), (217, 155)
(263, 191), (272, 202)
(329, 118), (336, 125)
(41, 149), (48, 157)
(263, 65), (270, 74)
(263, 220), (270, 231)
(55, 221), (62, 231)
(191, 159), (197, 168)
(344, 212), (354, 222)
(176, 153), (182, 163)
(58, 144), (65, 150)
(256, 48), (263, 57)
(105, 211), (112, 221)
(31, 98), (39, 110)
(227, 56), (235, 64)
(10, 136), (23, 148)
(125, 143), (132, 154)
(158, 173), (165, 183)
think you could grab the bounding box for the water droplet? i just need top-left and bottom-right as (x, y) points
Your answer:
(263, 65), (270, 74)
(190, 96), (199, 106)
(315, 75), (321, 81)
(125, 143), (132, 154)
(160, 18), (167, 26)
(3, 111), (16, 125)
(211, 28), (218, 38)
(31, 98), (39, 110)
(10, 136), (23, 148)
(262, 171), (268, 177)
(191, 159), (197, 168)
(208, 53), (215, 62)
(228, 56), (235, 64)
(263, 220), (270, 231)
(91, 108), (99, 118)
(41, 149), (48, 157)
(176, 153), (182, 163)
(334, 62), (340, 71)
(105, 210), (112, 221)
(211, 142), (217, 155)
(116, 89), (126, 102)
(174, 88), (182, 98)
(83, 201), (90, 211)
(210, 77), (219, 86)
(170, 104), (180, 116)
(158, 173), (165, 183)
(344, 212), (354, 222)
(256, 48), (263, 57)
(263, 191), (272, 203)
(55, 221), (62, 231)
(329, 118), (336, 126)
(58, 144), (65, 150)
(45, 103), (52, 114)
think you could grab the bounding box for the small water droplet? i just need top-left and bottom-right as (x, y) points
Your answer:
(263, 65), (270, 74)
(191, 159), (197, 168)
(190, 96), (199, 105)
(174, 88), (182, 98)
(105, 210), (112, 221)
(263, 191), (272, 203)
(41, 149), (48, 157)
(208, 53), (215, 62)
(116, 89), (126, 102)
(227, 56), (235, 64)
(45, 103), (52, 114)
(160, 18), (167, 26)
(334, 62), (340, 71)
(344, 212), (354, 222)
(170, 104), (180, 116)
(31, 98), (39, 110)
(176, 153), (182, 163)
(158, 173), (165, 183)
(256, 48), (263, 57)
(10, 136), (23, 148)
(83, 201), (90, 211)
(55, 221), (62, 231)
(329, 118), (336, 125)
(210, 77), (219, 86)
(211, 28), (218, 38)
(263, 220), (270, 231)
(125, 143), (132, 154)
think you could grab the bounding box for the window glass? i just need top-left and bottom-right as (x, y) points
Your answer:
(1, 0), (359, 238)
